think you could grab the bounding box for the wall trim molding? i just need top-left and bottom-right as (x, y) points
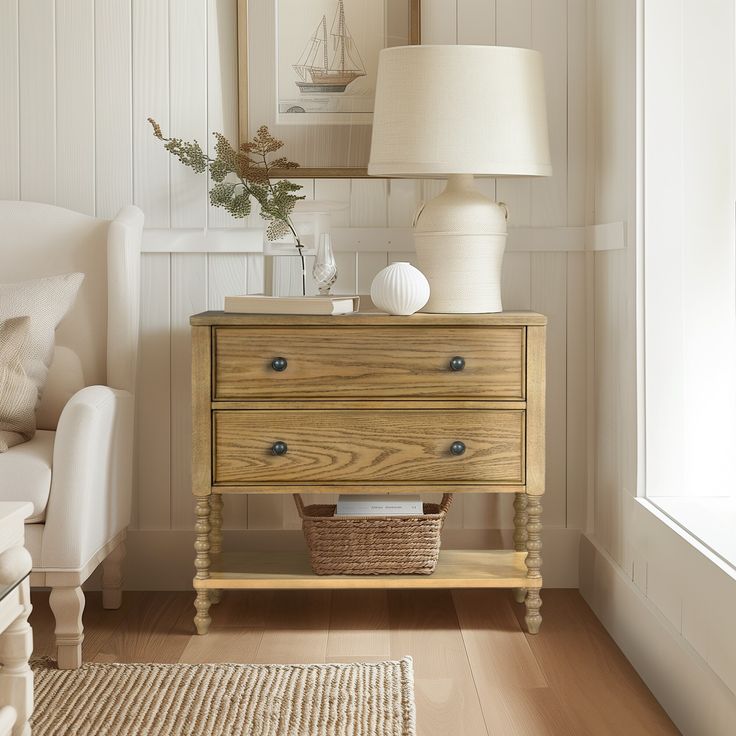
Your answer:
(141, 223), (626, 254)
(587, 220), (627, 251)
(580, 534), (736, 735)
(79, 527), (582, 591)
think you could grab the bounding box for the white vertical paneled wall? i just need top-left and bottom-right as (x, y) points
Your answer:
(0, 1), (588, 563)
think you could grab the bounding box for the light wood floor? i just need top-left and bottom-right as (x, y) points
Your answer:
(30, 589), (679, 736)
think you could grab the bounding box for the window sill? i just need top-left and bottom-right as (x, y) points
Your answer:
(645, 496), (736, 572)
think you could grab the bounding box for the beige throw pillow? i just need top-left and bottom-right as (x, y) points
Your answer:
(0, 316), (37, 452)
(0, 272), (84, 403)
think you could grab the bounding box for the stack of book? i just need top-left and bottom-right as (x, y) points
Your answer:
(335, 494), (424, 517)
(223, 294), (360, 315)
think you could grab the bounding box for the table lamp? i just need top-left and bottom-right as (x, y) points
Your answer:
(368, 45), (551, 313)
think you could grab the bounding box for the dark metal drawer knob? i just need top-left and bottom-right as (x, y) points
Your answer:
(449, 356), (466, 371)
(271, 357), (288, 372)
(271, 441), (288, 456)
(450, 441), (466, 456)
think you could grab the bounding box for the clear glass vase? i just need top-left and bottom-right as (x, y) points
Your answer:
(312, 233), (338, 295)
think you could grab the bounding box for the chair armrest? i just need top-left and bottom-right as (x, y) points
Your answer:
(40, 385), (134, 570)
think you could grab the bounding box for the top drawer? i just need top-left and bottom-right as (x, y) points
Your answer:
(213, 326), (525, 400)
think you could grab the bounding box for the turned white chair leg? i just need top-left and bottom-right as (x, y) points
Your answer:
(0, 578), (33, 736)
(102, 542), (126, 610)
(49, 586), (85, 670)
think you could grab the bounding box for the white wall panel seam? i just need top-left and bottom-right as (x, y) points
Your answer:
(19, 0), (58, 203)
(205, 251), (210, 310)
(566, 0), (570, 224)
(566, 0), (570, 219)
(129, 0), (134, 212)
(565, 251), (569, 526)
(205, 0), (209, 224)
(14, 0), (20, 199)
(52, 0), (58, 205)
(0, 0), (21, 199)
(529, 0), (534, 226)
(16, 0), (19, 198)
(92, 0), (97, 216)
(167, 0), (172, 227)
(168, 250), (174, 529)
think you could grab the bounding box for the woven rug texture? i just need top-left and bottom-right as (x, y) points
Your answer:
(30, 657), (416, 736)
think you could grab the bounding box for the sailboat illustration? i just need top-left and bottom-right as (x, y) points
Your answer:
(293, 0), (366, 93)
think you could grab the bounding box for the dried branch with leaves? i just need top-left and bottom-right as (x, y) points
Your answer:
(149, 119), (307, 294)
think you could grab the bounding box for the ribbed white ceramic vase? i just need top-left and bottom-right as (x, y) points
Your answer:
(370, 262), (430, 316)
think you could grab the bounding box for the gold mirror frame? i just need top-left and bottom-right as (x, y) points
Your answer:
(237, 0), (421, 178)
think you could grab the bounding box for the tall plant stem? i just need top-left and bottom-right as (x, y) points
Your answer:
(298, 245), (306, 296)
(263, 151), (306, 296)
(287, 225), (306, 296)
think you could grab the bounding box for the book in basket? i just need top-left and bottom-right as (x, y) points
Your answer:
(335, 494), (424, 517)
(223, 294), (360, 315)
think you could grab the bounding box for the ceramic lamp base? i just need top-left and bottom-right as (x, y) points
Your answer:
(413, 175), (508, 314)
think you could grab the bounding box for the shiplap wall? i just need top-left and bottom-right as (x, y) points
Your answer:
(0, 0), (587, 563)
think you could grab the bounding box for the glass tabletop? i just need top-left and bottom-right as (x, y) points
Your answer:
(0, 571), (29, 605)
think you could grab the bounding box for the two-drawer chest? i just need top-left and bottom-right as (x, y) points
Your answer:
(190, 311), (546, 634)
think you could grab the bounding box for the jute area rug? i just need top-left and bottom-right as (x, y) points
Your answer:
(31, 657), (416, 736)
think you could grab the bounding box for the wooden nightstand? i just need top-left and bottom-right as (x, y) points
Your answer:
(190, 311), (546, 634)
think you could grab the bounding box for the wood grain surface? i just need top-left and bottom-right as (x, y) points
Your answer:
(212, 483), (527, 495)
(526, 325), (546, 495)
(191, 310), (548, 327)
(194, 550), (541, 590)
(213, 408), (525, 484)
(30, 590), (680, 736)
(191, 325), (212, 497)
(213, 326), (526, 400)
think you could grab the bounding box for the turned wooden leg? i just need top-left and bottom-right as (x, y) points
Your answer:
(525, 590), (542, 635)
(102, 541), (126, 610)
(208, 495), (223, 605)
(0, 578), (33, 735)
(524, 495), (543, 634)
(49, 586), (85, 670)
(194, 497), (212, 635)
(513, 492), (528, 603)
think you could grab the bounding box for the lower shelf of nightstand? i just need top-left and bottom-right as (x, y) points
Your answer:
(193, 550), (541, 590)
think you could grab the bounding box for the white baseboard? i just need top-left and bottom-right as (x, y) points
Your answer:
(580, 534), (736, 736)
(80, 527), (581, 592)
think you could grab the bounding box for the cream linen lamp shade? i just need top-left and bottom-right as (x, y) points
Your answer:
(368, 45), (552, 312)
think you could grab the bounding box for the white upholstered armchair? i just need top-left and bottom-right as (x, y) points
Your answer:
(0, 201), (142, 669)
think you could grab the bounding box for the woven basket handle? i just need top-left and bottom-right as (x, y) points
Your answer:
(293, 493), (306, 518)
(439, 493), (454, 519)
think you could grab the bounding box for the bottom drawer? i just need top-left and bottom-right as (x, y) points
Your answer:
(213, 409), (524, 485)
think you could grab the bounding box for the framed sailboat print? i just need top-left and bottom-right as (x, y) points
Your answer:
(238, 0), (421, 177)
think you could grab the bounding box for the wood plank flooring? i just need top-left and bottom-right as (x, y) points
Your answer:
(29, 589), (680, 736)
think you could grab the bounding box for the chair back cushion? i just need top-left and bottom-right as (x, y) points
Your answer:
(0, 202), (143, 428)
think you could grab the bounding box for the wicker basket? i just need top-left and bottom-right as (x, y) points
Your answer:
(294, 493), (453, 575)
